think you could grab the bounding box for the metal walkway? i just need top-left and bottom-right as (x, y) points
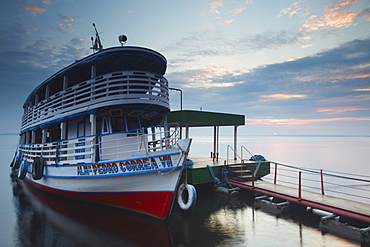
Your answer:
(229, 179), (370, 224)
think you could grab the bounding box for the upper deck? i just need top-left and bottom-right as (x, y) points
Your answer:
(21, 47), (169, 132)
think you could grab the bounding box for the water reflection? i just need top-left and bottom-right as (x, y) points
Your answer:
(11, 171), (235, 247)
(11, 172), (172, 247)
(11, 170), (360, 247)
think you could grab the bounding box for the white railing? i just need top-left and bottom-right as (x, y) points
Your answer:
(99, 124), (180, 161)
(19, 136), (96, 165)
(21, 71), (169, 131)
(18, 124), (180, 165)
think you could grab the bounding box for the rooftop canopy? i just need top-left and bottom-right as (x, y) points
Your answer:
(167, 110), (245, 127)
(167, 110), (245, 160)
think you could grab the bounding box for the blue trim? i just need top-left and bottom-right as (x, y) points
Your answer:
(97, 151), (181, 163)
(21, 109), (96, 133)
(44, 151), (181, 168)
(44, 166), (181, 179)
(20, 135), (97, 147)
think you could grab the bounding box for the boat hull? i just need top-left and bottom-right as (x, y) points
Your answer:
(25, 171), (179, 219)
(21, 139), (191, 219)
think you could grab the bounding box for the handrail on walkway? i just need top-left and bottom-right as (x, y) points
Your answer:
(268, 160), (370, 204)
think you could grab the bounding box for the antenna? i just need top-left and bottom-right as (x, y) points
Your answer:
(91, 23), (103, 52)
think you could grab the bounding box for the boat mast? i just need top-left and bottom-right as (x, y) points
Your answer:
(91, 23), (103, 52)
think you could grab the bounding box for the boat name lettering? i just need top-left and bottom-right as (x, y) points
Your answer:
(76, 156), (173, 175)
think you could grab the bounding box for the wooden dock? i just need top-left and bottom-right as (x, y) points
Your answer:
(229, 179), (370, 224)
(186, 156), (370, 224)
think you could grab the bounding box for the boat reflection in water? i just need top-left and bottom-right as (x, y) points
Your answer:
(11, 171), (357, 246)
(11, 172), (173, 247)
(11, 170), (229, 246)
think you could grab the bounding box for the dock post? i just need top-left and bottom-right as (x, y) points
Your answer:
(298, 172), (302, 201)
(233, 125), (237, 160)
(320, 169), (325, 195)
(252, 164), (255, 189)
(274, 163), (277, 184)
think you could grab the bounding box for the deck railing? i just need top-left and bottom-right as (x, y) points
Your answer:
(225, 145), (370, 204)
(19, 136), (96, 165)
(99, 124), (180, 161)
(264, 161), (370, 205)
(18, 124), (180, 165)
(21, 70), (169, 131)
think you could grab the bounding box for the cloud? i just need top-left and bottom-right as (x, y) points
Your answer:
(260, 94), (308, 101)
(56, 15), (76, 33)
(358, 8), (370, 20)
(301, 0), (366, 33)
(167, 38), (370, 125)
(169, 68), (244, 89)
(354, 87), (370, 92)
(246, 117), (370, 126)
(165, 29), (302, 60)
(209, 0), (223, 14)
(21, 4), (46, 16)
(278, 1), (302, 18)
(60, 16), (75, 22)
(20, 0), (51, 16)
(240, 30), (301, 50)
(316, 106), (370, 114)
(207, 0), (250, 24)
(0, 23), (35, 48)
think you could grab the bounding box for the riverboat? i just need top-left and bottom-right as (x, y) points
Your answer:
(11, 24), (192, 219)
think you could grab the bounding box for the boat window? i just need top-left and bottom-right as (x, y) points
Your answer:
(34, 129), (42, 144)
(101, 117), (112, 134)
(111, 116), (126, 133)
(47, 123), (62, 142)
(77, 121), (86, 138)
(127, 117), (139, 131)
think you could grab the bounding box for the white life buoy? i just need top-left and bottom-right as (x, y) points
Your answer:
(177, 183), (197, 210)
(18, 160), (29, 179)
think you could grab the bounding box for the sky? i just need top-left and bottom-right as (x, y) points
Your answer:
(0, 0), (369, 136)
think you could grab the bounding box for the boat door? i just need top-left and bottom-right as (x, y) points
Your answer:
(76, 121), (86, 160)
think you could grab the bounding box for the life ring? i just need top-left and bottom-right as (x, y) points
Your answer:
(18, 160), (29, 179)
(177, 183), (197, 210)
(32, 156), (45, 180)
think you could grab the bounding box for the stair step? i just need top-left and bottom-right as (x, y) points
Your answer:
(230, 170), (252, 175)
(228, 165), (251, 171)
(230, 175), (256, 182)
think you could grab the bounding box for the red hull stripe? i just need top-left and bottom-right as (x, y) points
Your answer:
(27, 179), (175, 219)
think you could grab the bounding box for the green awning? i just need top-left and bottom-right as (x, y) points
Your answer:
(167, 110), (245, 127)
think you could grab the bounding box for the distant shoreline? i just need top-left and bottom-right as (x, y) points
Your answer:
(1, 133), (369, 138)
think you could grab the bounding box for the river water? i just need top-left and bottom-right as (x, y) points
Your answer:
(1, 134), (369, 246)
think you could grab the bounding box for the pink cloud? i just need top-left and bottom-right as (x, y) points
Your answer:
(246, 117), (370, 126)
(260, 94), (307, 101)
(316, 106), (370, 114)
(209, 0), (223, 14)
(21, 4), (46, 16)
(301, 0), (364, 33)
(354, 87), (370, 92)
